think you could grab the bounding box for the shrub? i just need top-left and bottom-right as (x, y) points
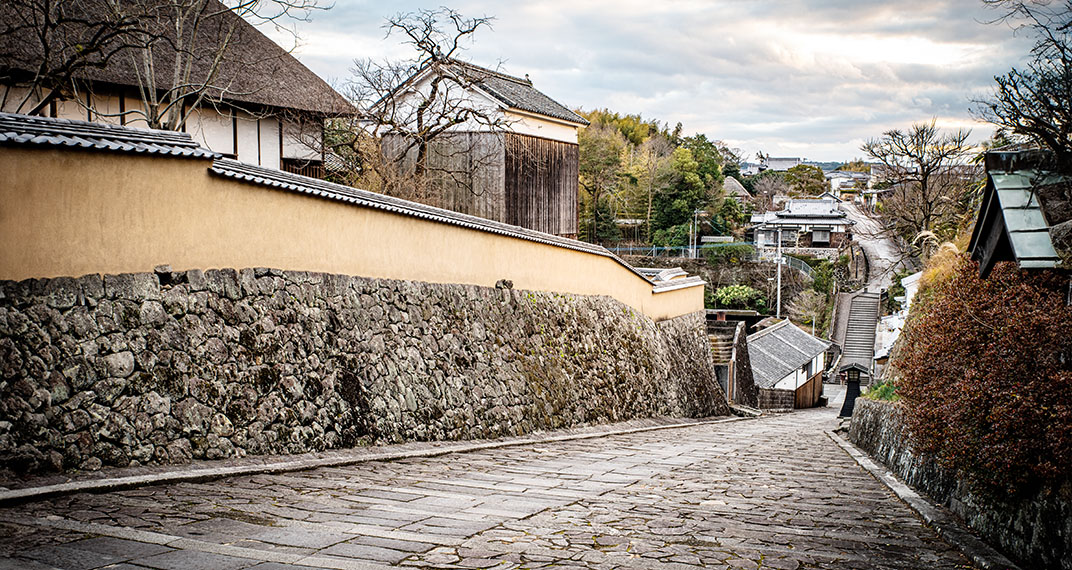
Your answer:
(714, 284), (763, 310)
(705, 243), (755, 265)
(864, 379), (898, 401)
(896, 256), (1072, 495)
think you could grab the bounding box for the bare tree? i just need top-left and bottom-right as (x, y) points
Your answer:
(862, 121), (979, 251)
(977, 0), (1072, 171)
(578, 123), (627, 241)
(636, 135), (674, 241)
(335, 8), (513, 203)
(0, 0), (149, 115)
(1, 0), (324, 131)
(121, 0), (321, 131)
(751, 172), (789, 212)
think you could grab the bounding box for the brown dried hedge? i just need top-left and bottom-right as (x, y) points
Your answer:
(897, 257), (1072, 495)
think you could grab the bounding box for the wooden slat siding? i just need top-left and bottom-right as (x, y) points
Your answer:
(505, 133), (579, 236)
(795, 370), (824, 409)
(382, 133), (506, 221)
(383, 131), (577, 236)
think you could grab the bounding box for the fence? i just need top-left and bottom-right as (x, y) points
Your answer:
(795, 371), (825, 408)
(608, 242), (816, 280)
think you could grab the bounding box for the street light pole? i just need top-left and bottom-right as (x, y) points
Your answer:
(776, 227), (782, 318)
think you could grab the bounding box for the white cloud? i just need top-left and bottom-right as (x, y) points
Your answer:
(282, 0), (1034, 161)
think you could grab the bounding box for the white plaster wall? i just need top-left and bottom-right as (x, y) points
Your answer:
(53, 97), (88, 121)
(282, 118), (321, 161)
(235, 112), (260, 165)
(507, 111), (578, 143)
(773, 352), (824, 391)
(187, 107), (235, 157)
(88, 93), (123, 126)
(1, 86), (36, 114)
(258, 116), (281, 170)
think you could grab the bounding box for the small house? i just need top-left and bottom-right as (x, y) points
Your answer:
(377, 60), (589, 237)
(747, 319), (830, 410)
(749, 198), (854, 253)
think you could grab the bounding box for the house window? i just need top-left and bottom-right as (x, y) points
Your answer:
(802, 361), (813, 378)
(812, 229), (831, 243)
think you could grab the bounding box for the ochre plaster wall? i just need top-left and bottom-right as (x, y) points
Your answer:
(0, 147), (700, 321)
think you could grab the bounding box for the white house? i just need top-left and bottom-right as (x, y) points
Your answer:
(764, 157), (803, 171)
(0, 0), (353, 176)
(750, 198), (855, 251)
(747, 319), (830, 403)
(376, 59), (590, 237)
(874, 270), (924, 377)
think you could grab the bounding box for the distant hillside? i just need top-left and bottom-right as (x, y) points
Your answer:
(803, 161), (843, 172)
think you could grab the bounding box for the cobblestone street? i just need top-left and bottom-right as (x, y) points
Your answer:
(0, 398), (973, 570)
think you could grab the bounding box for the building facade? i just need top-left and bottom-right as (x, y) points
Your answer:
(381, 60), (588, 237)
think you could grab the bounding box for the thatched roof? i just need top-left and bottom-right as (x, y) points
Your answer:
(0, 0), (353, 116)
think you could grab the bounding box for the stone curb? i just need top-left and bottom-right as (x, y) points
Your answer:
(826, 429), (1021, 570)
(0, 415), (750, 507)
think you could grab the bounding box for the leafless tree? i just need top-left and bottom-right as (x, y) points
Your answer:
(121, 0), (322, 131)
(333, 7), (513, 204)
(1, 0), (323, 131)
(636, 135), (674, 240)
(0, 0), (149, 115)
(977, 0), (1072, 171)
(752, 173), (789, 212)
(862, 121), (980, 251)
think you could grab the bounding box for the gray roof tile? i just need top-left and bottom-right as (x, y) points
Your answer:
(209, 158), (682, 288)
(747, 320), (830, 389)
(453, 62), (589, 126)
(0, 112), (219, 159)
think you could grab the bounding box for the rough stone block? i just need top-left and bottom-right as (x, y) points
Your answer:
(104, 273), (161, 301)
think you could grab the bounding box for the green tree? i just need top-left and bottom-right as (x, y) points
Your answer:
(714, 284), (764, 310)
(583, 197), (621, 244)
(652, 147), (707, 231)
(681, 133), (725, 190)
(784, 164), (828, 196)
(578, 124), (626, 242)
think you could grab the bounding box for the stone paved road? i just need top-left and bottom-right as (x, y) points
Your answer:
(0, 403), (973, 570)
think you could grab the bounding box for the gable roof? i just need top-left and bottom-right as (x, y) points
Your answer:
(750, 198), (854, 227)
(0, 0), (353, 116)
(724, 176), (751, 199)
(395, 59), (588, 127)
(968, 149), (1072, 277)
(747, 319), (830, 389)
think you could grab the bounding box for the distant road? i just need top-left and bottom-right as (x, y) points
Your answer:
(842, 202), (906, 291)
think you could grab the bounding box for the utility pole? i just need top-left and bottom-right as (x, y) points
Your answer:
(776, 227), (782, 318)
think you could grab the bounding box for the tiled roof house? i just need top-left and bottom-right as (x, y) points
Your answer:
(0, 0), (353, 176)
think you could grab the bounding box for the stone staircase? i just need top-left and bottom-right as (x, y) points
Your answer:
(837, 291), (880, 417)
(842, 291), (880, 371)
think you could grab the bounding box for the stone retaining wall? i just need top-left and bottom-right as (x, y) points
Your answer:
(758, 388), (794, 411)
(0, 268), (729, 476)
(849, 399), (1071, 570)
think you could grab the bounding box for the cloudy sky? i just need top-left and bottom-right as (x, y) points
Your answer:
(278, 0), (1035, 162)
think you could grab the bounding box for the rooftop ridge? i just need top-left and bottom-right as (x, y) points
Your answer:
(0, 111), (219, 159)
(448, 58), (532, 86)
